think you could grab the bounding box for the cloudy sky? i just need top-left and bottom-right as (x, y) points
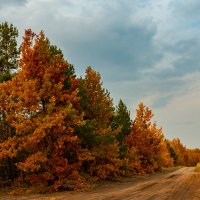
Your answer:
(1, 0), (200, 148)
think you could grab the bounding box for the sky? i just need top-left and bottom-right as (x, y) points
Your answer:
(0, 0), (200, 148)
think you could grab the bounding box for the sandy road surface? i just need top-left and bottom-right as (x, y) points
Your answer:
(1, 167), (200, 200)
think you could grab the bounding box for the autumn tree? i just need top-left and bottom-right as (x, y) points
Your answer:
(125, 102), (172, 174)
(187, 148), (200, 166)
(149, 124), (173, 169)
(166, 140), (178, 165)
(170, 138), (187, 166)
(79, 67), (113, 126)
(0, 30), (87, 191)
(0, 22), (20, 181)
(77, 67), (121, 179)
(169, 138), (200, 166)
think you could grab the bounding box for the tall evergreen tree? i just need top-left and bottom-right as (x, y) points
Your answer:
(0, 22), (19, 181)
(77, 67), (121, 179)
(112, 99), (131, 144)
(0, 21), (19, 82)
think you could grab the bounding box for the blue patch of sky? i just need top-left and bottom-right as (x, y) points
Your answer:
(152, 95), (173, 108)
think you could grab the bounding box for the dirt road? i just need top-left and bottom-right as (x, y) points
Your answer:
(2, 167), (200, 200)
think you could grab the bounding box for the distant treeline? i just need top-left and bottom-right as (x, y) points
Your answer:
(0, 22), (200, 192)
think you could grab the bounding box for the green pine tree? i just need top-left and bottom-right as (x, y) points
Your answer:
(0, 21), (19, 82)
(112, 99), (131, 144)
(76, 67), (121, 179)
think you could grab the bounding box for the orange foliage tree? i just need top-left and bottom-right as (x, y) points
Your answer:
(0, 30), (87, 191)
(170, 138), (200, 166)
(125, 102), (172, 174)
(1, 25), (200, 193)
(170, 138), (187, 166)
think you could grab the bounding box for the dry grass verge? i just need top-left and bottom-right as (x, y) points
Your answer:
(195, 163), (200, 172)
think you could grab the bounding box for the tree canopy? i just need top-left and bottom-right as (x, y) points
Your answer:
(0, 23), (199, 192)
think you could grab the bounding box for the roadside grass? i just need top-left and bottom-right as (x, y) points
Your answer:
(160, 166), (183, 174)
(195, 163), (200, 172)
(0, 166), (185, 199)
(0, 166), (184, 197)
